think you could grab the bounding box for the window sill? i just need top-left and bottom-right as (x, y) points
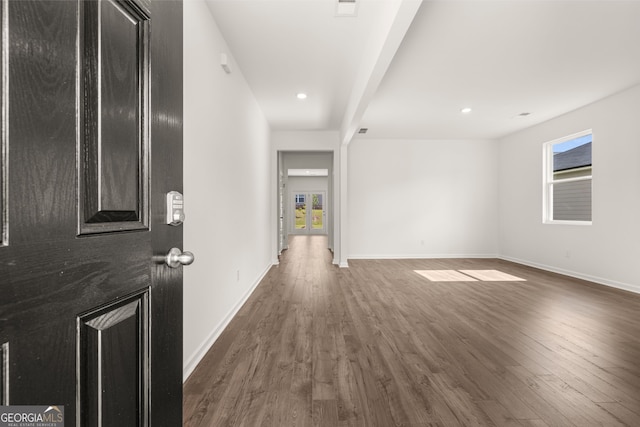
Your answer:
(543, 220), (592, 226)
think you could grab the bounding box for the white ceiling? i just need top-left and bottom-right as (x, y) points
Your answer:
(205, 0), (640, 141)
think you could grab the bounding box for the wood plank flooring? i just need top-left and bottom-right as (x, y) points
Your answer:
(183, 235), (640, 426)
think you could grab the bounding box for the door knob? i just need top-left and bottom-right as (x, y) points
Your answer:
(165, 248), (195, 268)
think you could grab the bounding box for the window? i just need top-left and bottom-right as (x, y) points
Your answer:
(543, 130), (592, 224)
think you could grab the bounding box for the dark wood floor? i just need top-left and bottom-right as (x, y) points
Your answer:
(183, 235), (640, 426)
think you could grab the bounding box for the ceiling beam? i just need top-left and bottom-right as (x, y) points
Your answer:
(339, 0), (422, 146)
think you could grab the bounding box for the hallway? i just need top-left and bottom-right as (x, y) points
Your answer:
(183, 236), (640, 426)
(183, 235), (337, 426)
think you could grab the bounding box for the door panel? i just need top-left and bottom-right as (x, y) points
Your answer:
(80, 0), (150, 233)
(79, 290), (149, 426)
(0, 1), (184, 426)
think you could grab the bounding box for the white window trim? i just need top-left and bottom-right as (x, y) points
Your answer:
(542, 129), (593, 225)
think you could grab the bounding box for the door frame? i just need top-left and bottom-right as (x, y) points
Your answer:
(273, 150), (337, 264)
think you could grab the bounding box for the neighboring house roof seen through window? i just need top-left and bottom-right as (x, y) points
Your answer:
(553, 142), (592, 172)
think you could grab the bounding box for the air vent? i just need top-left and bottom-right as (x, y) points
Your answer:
(336, 0), (357, 16)
(358, 128), (368, 134)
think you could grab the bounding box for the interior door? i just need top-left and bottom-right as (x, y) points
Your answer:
(0, 1), (185, 426)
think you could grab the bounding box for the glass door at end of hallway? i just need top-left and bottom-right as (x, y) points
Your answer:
(293, 192), (326, 234)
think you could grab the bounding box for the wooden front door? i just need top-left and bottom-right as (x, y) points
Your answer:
(0, 0), (184, 425)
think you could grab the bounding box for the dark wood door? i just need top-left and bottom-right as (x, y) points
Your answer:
(0, 0), (184, 425)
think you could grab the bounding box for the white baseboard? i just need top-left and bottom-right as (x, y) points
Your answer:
(182, 263), (273, 382)
(499, 255), (640, 295)
(347, 253), (499, 260)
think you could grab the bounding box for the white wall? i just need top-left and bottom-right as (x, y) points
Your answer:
(183, 0), (273, 380)
(272, 131), (340, 151)
(287, 177), (329, 195)
(498, 84), (640, 293)
(348, 138), (499, 258)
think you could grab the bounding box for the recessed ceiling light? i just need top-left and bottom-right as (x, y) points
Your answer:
(336, 0), (357, 16)
(461, 107), (472, 114)
(296, 93), (307, 100)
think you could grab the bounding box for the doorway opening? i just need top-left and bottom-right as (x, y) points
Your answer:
(277, 151), (333, 255)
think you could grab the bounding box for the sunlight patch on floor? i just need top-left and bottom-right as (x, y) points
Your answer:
(460, 270), (526, 281)
(414, 269), (526, 282)
(414, 270), (478, 282)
